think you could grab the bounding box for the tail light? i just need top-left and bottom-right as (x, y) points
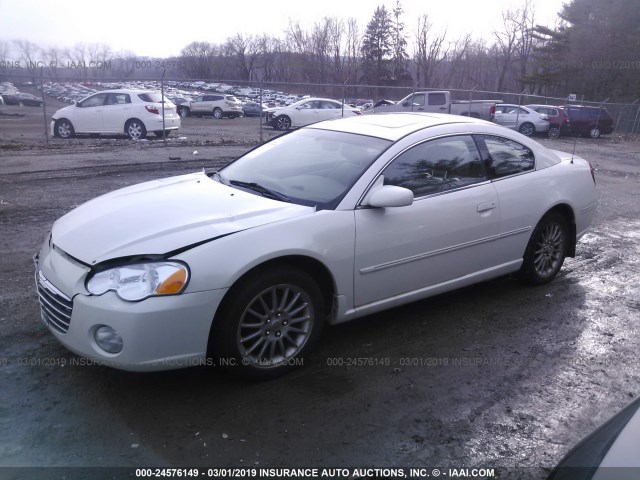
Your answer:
(145, 105), (160, 115)
(589, 162), (596, 185)
(489, 105), (496, 115)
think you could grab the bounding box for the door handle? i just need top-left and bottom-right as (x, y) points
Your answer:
(477, 201), (496, 212)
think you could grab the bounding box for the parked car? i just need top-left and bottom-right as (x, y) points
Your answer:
(1, 92), (44, 107)
(493, 104), (550, 136)
(265, 97), (360, 130)
(50, 89), (180, 140)
(242, 101), (268, 117)
(547, 396), (640, 479)
(372, 91), (502, 121)
(526, 104), (570, 138)
(35, 113), (597, 378)
(563, 105), (614, 138)
(184, 94), (243, 119)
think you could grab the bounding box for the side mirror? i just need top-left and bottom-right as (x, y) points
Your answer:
(365, 184), (414, 208)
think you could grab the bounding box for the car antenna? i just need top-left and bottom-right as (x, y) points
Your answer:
(567, 96), (578, 164)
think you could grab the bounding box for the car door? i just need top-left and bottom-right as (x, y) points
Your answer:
(473, 134), (538, 263)
(293, 100), (320, 126)
(426, 92), (448, 113)
(74, 93), (107, 132)
(102, 93), (132, 133)
(353, 135), (501, 307)
(317, 100), (343, 121)
(190, 95), (204, 114)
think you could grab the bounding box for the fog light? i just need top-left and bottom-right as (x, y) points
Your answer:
(94, 326), (123, 354)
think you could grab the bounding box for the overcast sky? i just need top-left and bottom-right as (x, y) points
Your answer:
(0, 0), (566, 59)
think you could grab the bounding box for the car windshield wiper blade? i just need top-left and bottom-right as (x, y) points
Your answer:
(228, 180), (290, 202)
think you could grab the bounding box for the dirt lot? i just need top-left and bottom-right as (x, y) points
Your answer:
(1, 103), (640, 479)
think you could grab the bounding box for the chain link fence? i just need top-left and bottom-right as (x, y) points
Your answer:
(2, 72), (639, 147)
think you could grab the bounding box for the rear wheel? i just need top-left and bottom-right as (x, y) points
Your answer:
(213, 107), (223, 119)
(210, 267), (324, 379)
(548, 126), (560, 139)
(125, 119), (147, 140)
(519, 122), (535, 136)
(517, 212), (569, 285)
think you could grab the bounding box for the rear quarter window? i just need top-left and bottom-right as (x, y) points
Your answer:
(138, 92), (164, 103)
(476, 135), (535, 178)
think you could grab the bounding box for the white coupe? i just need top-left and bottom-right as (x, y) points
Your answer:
(35, 113), (598, 378)
(264, 97), (361, 130)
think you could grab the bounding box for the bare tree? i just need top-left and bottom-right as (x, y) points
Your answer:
(413, 14), (447, 88)
(492, 8), (520, 91)
(13, 39), (41, 81)
(180, 41), (218, 79)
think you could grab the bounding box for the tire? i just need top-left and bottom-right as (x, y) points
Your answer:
(178, 106), (190, 118)
(275, 115), (292, 131)
(519, 122), (535, 136)
(210, 266), (324, 379)
(213, 107), (223, 119)
(589, 126), (601, 139)
(54, 119), (75, 139)
(154, 130), (171, 138)
(548, 126), (560, 139)
(517, 211), (569, 285)
(18, 101), (24, 107)
(125, 119), (147, 140)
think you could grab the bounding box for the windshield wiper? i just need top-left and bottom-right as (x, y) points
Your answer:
(228, 180), (290, 202)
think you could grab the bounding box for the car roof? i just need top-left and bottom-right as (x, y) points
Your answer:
(310, 112), (494, 141)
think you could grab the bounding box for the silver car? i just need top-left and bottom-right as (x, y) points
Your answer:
(494, 104), (550, 136)
(186, 94), (243, 119)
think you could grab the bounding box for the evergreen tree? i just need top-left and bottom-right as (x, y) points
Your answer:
(530, 0), (640, 99)
(361, 5), (393, 88)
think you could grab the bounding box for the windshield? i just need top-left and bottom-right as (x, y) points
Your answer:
(220, 128), (390, 210)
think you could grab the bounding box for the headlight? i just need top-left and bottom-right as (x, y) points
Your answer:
(86, 261), (189, 301)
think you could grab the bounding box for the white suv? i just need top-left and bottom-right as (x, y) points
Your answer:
(184, 94), (243, 119)
(51, 90), (180, 140)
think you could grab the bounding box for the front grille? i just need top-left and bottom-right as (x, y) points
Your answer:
(35, 269), (73, 334)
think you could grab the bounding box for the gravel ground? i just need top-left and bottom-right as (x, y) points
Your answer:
(1, 105), (639, 479)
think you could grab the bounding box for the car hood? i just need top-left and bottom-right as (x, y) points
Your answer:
(51, 104), (75, 119)
(52, 172), (315, 265)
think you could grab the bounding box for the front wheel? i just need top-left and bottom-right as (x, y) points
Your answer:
(178, 106), (190, 118)
(517, 212), (569, 285)
(589, 126), (601, 139)
(275, 115), (291, 131)
(125, 119), (147, 140)
(210, 267), (324, 379)
(548, 126), (560, 139)
(519, 122), (535, 136)
(54, 119), (75, 139)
